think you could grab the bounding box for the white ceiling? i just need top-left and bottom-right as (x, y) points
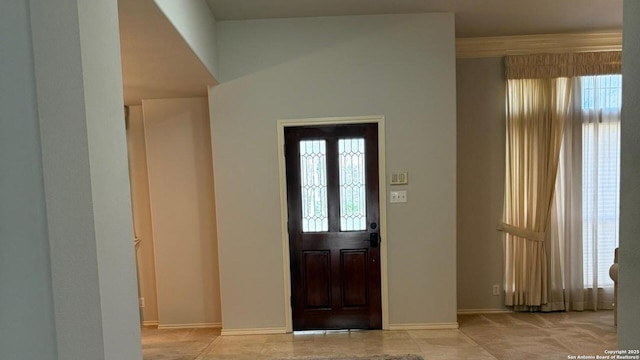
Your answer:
(118, 0), (623, 105)
(205, 0), (623, 37)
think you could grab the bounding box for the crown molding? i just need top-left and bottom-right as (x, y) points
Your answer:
(456, 30), (622, 59)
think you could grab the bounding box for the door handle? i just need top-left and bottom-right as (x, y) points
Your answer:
(369, 232), (379, 248)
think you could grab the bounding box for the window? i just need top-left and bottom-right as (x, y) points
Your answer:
(299, 140), (328, 232)
(581, 75), (621, 288)
(338, 138), (367, 231)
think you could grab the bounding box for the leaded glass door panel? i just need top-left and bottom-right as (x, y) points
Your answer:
(284, 124), (381, 330)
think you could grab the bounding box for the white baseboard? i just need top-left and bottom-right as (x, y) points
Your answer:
(221, 327), (287, 336)
(387, 322), (459, 330)
(457, 309), (512, 315)
(157, 322), (222, 330)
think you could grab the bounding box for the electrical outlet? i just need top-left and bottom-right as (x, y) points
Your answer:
(139, 297), (145, 308)
(492, 285), (500, 296)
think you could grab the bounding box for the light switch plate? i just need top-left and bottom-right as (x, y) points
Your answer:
(390, 172), (409, 185)
(390, 190), (407, 203)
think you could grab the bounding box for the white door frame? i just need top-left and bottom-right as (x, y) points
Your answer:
(276, 115), (389, 332)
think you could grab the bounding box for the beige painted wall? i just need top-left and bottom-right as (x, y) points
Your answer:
(211, 13), (457, 330)
(154, 0), (219, 80)
(143, 97), (221, 326)
(619, 0), (640, 347)
(126, 105), (159, 323)
(1, 2), (58, 356)
(455, 58), (507, 311)
(25, 0), (142, 357)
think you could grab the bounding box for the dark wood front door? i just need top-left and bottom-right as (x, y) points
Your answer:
(285, 123), (381, 330)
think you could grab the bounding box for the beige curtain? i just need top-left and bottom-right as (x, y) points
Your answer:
(504, 52), (621, 79)
(502, 77), (571, 308)
(501, 52), (621, 310)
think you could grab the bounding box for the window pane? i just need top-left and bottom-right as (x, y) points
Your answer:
(339, 138), (366, 231)
(581, 75), (622, 113)
(300, 140), (328, 232)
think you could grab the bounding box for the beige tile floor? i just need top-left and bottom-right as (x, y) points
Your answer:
(142, 311), (617, 360)
(197, 329), (496, 360)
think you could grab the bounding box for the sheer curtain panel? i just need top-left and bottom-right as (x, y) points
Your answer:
(551, 75), (621, 311)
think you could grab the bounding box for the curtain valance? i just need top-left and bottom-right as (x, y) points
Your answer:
(505, 51), (621, 79)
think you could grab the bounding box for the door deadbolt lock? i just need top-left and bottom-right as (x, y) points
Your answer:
(369, 232), (379, 247)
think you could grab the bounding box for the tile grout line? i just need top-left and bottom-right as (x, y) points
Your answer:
(456, 315), (500, 360)
(193, 332), (224, 360)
